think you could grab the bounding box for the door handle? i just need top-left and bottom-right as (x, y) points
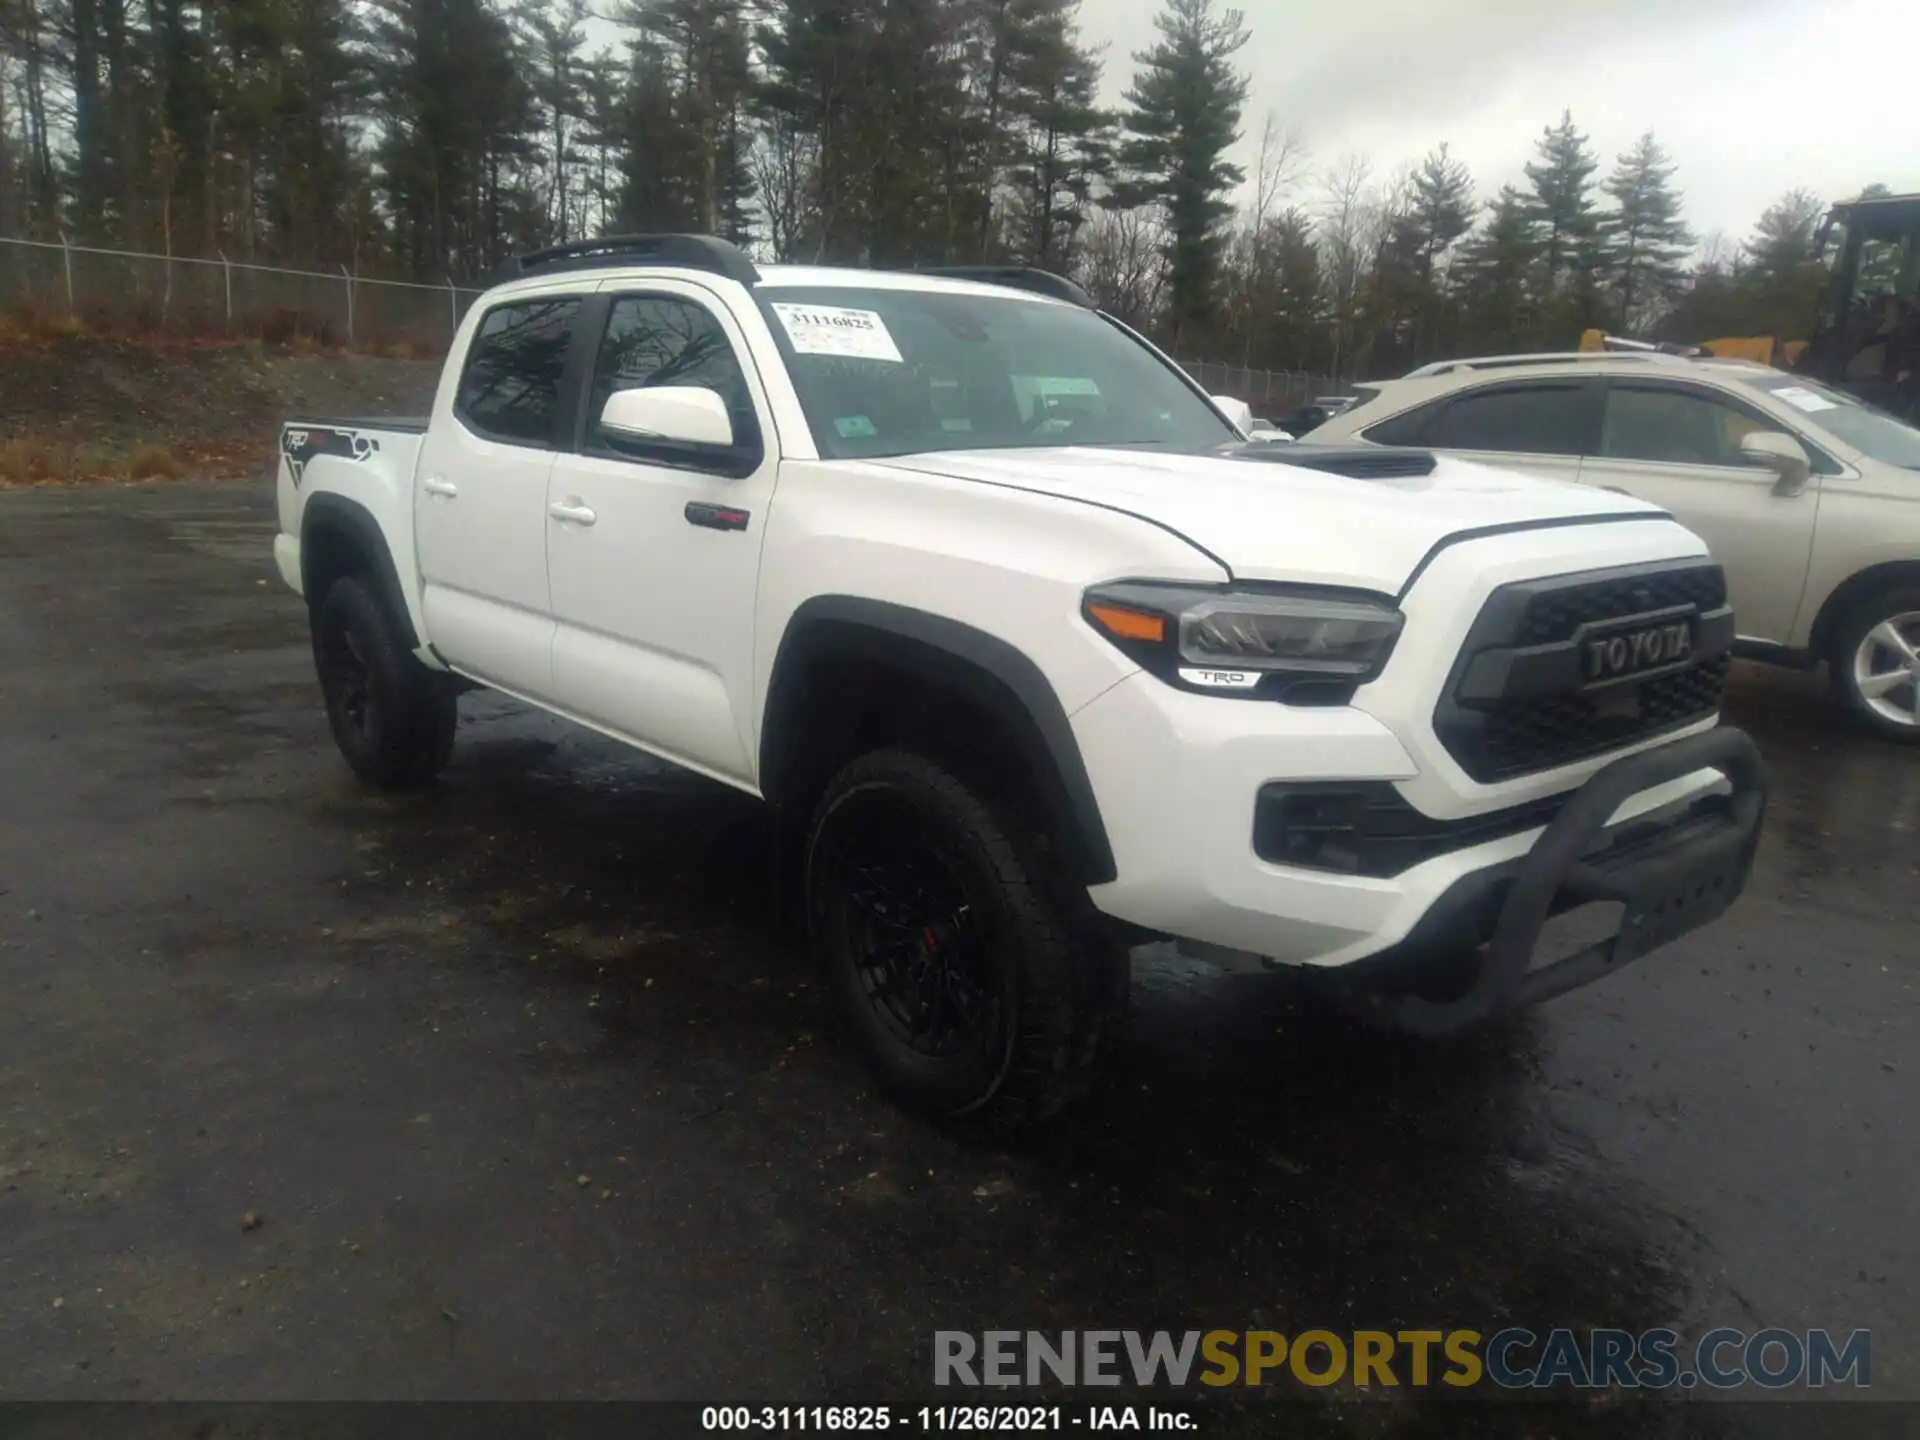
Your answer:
(685, 501), (750, 532)
(422, 475), (458, 497)
(548, 499), (597, 526)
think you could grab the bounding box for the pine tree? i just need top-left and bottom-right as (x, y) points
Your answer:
(1523, 110), (1599, 285)
(521, 0), (592, 243)
(1408, 143), (1474, 278)
(1600, 132), (1691, 330)
(999, 2), (1114, 268)
(1110, 0), (1250, 345)
(1456, 185), (1541, 353)
(1738, 187), (1828, 342)
(625, 0), (754, 241)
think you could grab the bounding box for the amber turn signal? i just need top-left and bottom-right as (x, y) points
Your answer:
(1086, 602), (1167, 644)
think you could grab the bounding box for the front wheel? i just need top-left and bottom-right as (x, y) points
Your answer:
(313, 574), (458, 788)
(804, 750), (1125, 1130)
(1829, 587), (1920, 745)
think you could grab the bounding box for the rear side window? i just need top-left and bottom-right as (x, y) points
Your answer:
(456, 298), (582, 446)
(1421, 383), (1596, 455)
(1360, 398), (1445, 446)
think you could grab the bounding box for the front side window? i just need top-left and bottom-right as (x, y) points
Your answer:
(586, 296), (762, 472)
(1421, 383), (1596, 455)
(1600, 385), (1774, 467)
(455, 298), (581, 446)
(754, 286), (1237, 460)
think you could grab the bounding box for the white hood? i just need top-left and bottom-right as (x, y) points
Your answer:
(877, 445), (1669, 593)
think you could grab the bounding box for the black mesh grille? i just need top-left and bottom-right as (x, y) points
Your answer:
(1438, 561), (1730, 782)
(1473, 657), (1730, 779)
(1515, 566), (1726, 645)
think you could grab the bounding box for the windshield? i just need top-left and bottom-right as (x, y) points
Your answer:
(1751, 375), (1920, 470)
(754, 286), (1238, 460)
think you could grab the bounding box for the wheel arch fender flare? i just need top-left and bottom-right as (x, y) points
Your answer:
(1811, 559), (1920, 657)
(759, 596), (1118, 886)
(300, 492), (420, 652)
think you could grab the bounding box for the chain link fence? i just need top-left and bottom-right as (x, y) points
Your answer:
(1175, 359), (1347, 417)
(2, 237), (1346, 406)
(1, 237), (484, 352)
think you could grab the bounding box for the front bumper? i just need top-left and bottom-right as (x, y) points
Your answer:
(1336, 726), (1765, 1035)
(1072, 670), (1736, 970)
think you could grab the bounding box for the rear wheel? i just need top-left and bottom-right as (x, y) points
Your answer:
(313, 574), (457, 788)
(804, 750), (1125, 1130)
(1828, 587), (1920, 745)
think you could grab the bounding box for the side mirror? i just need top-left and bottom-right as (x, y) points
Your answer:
(1739, 429), (1812, 497)
(599, 386), (735, 449)
(1211, 394), (1254, 436)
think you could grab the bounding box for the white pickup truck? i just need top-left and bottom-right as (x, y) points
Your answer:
(271, 235), (1766, 1128)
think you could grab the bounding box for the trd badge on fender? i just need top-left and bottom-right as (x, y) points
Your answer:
(1584, 620), (1693, 684)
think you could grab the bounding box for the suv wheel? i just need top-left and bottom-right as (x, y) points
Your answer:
(313, 574), (458, 787)
(804, 750), (1125, 1130)
(1829, 587), (1920, 744)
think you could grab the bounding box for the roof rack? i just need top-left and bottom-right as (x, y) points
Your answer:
(496, 233), (762, 287)
(915, 266), (1095, 308)
(1402, 351), (1676, 378)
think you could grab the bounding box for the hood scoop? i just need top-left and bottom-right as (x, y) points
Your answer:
(1225, 443), (1437, 480)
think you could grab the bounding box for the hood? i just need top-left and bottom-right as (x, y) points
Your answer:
(875, 445), (1668, 593)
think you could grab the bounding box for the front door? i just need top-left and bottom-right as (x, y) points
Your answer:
(545, 286), (779, 787)
(1580, 379), (1820, 644)
(414, 292), (583, 696)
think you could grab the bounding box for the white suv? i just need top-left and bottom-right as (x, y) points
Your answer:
(271, 238), (1765, 1127)
(1311, 352), (1920, 742)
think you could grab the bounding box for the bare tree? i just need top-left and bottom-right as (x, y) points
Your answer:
(1080, 205), (1169, 330)
(1245, 112), (1307, 237)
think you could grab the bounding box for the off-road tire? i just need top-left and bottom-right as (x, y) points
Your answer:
(312, 574), (458, 788)
(804, 749), (1126, 1131)
(1828, 585), (1920, 746)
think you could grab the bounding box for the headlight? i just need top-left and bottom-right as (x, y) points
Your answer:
(1083, 582), (1404, 699)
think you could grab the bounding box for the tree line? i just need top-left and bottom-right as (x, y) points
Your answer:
(0, 0), (1880, 376)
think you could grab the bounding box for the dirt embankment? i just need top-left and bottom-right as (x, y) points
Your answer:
(0, 332), (441, 487)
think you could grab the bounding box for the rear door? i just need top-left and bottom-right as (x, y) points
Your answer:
(1581, 379), (1821, 644)
(543, 284), (779, 786)
(414, 291), (585, 697)
(1364, 378), (1599, 486)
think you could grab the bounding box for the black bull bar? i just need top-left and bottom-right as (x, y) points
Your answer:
(1355, 727), (1767, 1038)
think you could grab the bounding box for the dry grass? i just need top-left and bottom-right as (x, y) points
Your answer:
(125, 443), (185, 480)
(0, 437), (71, 484)
(0, 301), (90, 343)
(0, 437), (258, 489)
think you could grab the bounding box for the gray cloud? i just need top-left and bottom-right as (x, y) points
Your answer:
(1075, 0), (1911, 237)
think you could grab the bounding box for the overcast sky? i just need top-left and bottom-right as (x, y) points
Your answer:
(1074, 0), (1915, 245)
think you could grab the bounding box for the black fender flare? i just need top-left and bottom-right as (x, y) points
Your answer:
(760, 596), (1117, 885)
(300, 492), (420, 651)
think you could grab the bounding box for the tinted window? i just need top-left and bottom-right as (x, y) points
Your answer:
(456, 298), (581, 446)
(754, 286), (1236, 459)
(1423, 384), (1594, 454)
(588, 296), (761, 472)
(1360, 398), (1446, 446)
(1601, 385), (1776, 466)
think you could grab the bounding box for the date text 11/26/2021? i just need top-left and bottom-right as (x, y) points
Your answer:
(702, 1407), (1195, 1432)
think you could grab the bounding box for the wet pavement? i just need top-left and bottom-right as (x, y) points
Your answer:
(0, 484), (1914, 1431)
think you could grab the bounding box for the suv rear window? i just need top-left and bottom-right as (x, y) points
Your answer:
(456, 297), (582, 447)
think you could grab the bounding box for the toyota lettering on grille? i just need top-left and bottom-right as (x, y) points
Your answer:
(1583, 620), (1694, 685)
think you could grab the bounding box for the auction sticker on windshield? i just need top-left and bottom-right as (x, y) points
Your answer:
(772, 304), (904, 363)
(1771, 385), (1838, 413)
